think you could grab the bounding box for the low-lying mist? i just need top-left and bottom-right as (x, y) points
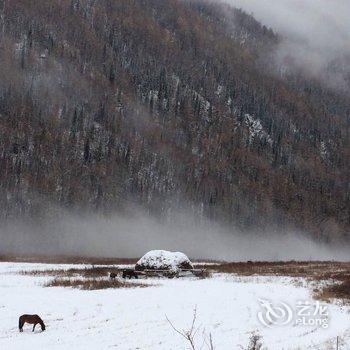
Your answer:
(1, 207), (348, 261)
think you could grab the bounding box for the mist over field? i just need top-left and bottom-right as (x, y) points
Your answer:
(1, 208), (349, 261)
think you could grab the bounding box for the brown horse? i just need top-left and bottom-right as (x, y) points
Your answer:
(19, 314), (46, 332)
(122, 269), (139, 279)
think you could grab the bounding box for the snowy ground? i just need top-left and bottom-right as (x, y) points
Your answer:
(0, 262), (349, 349)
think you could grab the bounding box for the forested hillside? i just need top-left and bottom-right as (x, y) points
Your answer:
(0, 0), (349, 242)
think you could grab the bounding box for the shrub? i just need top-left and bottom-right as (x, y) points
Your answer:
(45, 277), (148, 290)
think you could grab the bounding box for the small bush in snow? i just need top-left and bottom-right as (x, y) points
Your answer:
(247, 331), (263, 350)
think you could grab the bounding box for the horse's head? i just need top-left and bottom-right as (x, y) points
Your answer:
(40, 322), (46, 331)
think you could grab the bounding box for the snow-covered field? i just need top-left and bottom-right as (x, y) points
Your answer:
(0, 262), (349, 350)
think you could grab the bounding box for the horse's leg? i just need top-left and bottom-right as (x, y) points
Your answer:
(33, 323), (36, 332)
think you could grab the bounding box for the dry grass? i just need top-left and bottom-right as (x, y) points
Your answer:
(199, 261), (350, 302)
(315, 278), (350, 301)
(22, 266), (150, 290)
(201, 261), (350, 278)
(21, 266), (145, 290)
(21, 266), (121, 278)
(23, 266), (212, 278)
(45, 277), (148, 290)
(192, 269), (211, 279)
(10, 256), (350, 301)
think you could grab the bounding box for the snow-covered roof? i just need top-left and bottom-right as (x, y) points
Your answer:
(135, 250), (193, 271)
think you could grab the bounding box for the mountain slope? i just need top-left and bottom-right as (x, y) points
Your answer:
(0, 0), (349, 242)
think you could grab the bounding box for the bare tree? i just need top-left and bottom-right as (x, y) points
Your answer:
(166, 307), (214, 350)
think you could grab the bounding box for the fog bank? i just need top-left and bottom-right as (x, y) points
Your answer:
(1, 210), (349, 261)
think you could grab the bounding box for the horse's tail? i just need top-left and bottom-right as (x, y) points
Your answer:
(18, 316), (23, 331)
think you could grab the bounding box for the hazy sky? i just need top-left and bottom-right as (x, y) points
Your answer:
(224, 0), (350, 82)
